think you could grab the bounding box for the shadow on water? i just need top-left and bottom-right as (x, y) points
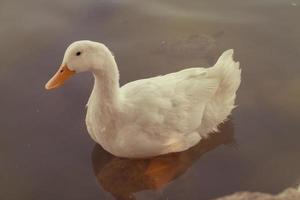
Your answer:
(91, 120), (236, 200)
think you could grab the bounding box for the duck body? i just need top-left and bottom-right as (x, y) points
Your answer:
(45, 41), (241, 158)
(85, 47), (241, 158)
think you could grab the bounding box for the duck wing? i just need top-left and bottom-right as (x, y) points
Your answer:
(120, 68), (220, 136)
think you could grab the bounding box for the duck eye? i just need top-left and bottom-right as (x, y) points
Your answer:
(76, 51), (81, 56)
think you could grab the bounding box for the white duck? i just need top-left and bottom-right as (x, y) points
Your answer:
(45, 40), (241, 158)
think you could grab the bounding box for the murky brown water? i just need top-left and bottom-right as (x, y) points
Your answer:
(1, 0), (300, 199)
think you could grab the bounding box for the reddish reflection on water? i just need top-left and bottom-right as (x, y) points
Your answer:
(92, 121), (235, 200)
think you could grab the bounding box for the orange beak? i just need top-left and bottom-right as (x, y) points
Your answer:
(45, 64), (75, 90)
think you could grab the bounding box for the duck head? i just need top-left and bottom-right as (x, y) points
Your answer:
(45, 40), (112, 90)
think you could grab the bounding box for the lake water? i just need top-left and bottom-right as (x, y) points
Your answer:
(1, 0), (300, 199)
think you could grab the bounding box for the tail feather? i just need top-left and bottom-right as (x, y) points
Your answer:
(199, 49), (241, 136)
(212, 49), (241, 102)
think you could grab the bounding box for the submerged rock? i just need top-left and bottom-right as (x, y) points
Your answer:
(214, 187), (300, 200)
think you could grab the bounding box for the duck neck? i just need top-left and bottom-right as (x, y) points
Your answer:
(89, 55), (121, 118)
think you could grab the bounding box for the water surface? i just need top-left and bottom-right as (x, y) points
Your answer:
(1, 0), (300, 199)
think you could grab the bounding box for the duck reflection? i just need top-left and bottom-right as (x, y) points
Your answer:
(91, 120), (235, 200)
